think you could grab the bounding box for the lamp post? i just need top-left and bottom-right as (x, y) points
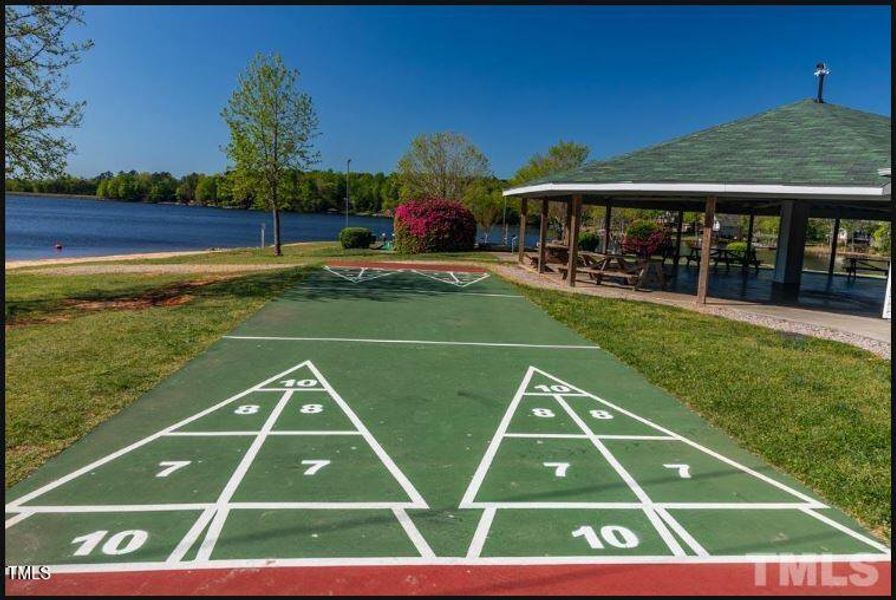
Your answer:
(345, 158), (351, 229)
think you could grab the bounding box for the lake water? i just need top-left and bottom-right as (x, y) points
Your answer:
(4, 194), (865, 273)
(4, 194), (539, 261)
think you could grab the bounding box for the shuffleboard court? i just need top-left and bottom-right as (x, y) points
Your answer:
(5, 263), (890, 595)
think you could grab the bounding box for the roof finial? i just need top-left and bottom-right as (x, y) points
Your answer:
(814, 62), (830, 103)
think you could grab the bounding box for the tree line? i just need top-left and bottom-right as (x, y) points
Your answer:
(5, 169), (413, 216)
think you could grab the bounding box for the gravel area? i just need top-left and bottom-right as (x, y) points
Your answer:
(494, 263), (891, 360)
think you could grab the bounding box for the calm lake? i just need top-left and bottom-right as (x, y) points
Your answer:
(3, 194), (853, 272)
(3, 194), (535, 261)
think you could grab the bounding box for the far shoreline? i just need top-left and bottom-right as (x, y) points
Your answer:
(4, 191), (394, 219)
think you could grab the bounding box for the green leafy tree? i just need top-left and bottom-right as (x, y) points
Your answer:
(396, 132), (491, 202)
(222, 52), (319, 255)
(510, 140), (590, 237)
(5, 5), (93, 178)
(463, 179), (504, 243)
(194, 174), (218, 204)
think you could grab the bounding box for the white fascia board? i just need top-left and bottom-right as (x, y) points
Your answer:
(877, 167), (890, 177)
(502, 182), (888, 200)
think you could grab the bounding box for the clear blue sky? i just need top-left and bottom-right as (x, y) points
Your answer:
(64, 5), (891, 179)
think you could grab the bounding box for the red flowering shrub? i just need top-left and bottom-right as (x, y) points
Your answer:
(393, 199), (477, 253)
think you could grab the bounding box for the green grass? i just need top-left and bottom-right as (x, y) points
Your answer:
(516, 283), (891, 540)
(22, 242), (502, 268)
(5, 267), (314, 487)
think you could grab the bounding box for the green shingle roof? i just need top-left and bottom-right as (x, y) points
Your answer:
(518, 99), (891, 189)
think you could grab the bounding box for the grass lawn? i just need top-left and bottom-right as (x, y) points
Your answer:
(4, 267), (314, 487)
(517, 283), (891, 540)
(4, 258), (890, 543)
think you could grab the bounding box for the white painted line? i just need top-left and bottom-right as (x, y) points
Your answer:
(595, 435), (677, 441)
(412, 269), (490, 288)
(223, 336), (599, 350)
(190, 389), (295, 562)
(504, 433), (589, 439)
(194, 506), (231, 563)
(166, 507), (217, 564)
(660, 502), (827, 510)
(164, 431), (258, 437)
(465, 502), (644, 510)
(4, 360), (317, 511)
(228, 502), (422, 510)
(798, 508), (891, 555)
(5, 504), (212, 514)
(5, 512), (32, 529)
(324, 265), (399, 284)
(655, 507), (709, 557)
(306, 362), (428, 509)
(268, 430), (362, 436)
(294, 285), (524, 298)
(459, 367), (536, 509)
(393, 508), (436, 558)
(524, 392), (589, 397)
(28, 553), (893, 574)
(466, 507), (496, 558)
(529, 367), (824, 506)
(256, 387), (327, 392)
(4, 500), (824, 515)
(553, 394), (686, 558)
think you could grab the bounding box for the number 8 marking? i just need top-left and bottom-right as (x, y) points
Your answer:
(300, 404), (323, 414)
(532, 408), (555, 418)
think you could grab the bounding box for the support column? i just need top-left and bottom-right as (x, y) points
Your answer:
(772, 200), (810, 298)
(746, 213), (755, 254)
(517, 198), (528, 263)
(538, 199), (549, 273)
(563, 200), (573, 244)
(673, 210), (684, 267)
(566, 195), (583, 287)
(602, 203), (612, 253)
(696, 197), (716, 304)
(828, 215), (840, 278)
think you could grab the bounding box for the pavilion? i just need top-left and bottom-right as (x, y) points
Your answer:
(503, 98), (892, 309)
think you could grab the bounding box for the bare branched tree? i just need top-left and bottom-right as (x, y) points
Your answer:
(396, 132), (491, 202)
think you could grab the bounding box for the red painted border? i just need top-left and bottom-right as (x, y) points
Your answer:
(326, 260), (488, 273)
(6, 562), (890, 596)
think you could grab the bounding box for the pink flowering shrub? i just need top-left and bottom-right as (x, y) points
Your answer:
(393, 199), (476, 253)
(621, 220), (670, 258)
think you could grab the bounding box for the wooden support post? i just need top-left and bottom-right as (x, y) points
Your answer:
(602, 203), (612, 253)
(563, 200), (573, 243)
(538, 199), (549, 273)
(696, 196), (716, 304)
(517, 198), (528, 263)
(828, 216), (840, 278)
(746, 213), (755, 254)
(673, 210), (684, 267)
(566, 195), (583, 287)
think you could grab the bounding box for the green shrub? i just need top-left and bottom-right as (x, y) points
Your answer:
(578, 230), (601, 252)
(625, 220), (662, 240)
(338, 227), (375, 249)
(726, 241), (748, 253)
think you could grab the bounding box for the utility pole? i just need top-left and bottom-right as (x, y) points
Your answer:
(345, 158), (351, 229)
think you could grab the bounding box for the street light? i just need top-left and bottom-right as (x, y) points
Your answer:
(345, 158), (351, 229)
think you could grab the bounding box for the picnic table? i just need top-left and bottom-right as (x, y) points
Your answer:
(558, 251), (666, 290)
(685, 243), (761, 272)
(525, 242), (570, 271)
(841, 253), (890, 280)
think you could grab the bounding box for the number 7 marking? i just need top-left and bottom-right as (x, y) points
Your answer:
(156, 461), (191, 478)
(301, 459), (330, 476)
(663, 463), (691, 478)
(544, 461), (570, 477)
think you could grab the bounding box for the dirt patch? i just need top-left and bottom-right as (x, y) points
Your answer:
(7, 278), (227, 328)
